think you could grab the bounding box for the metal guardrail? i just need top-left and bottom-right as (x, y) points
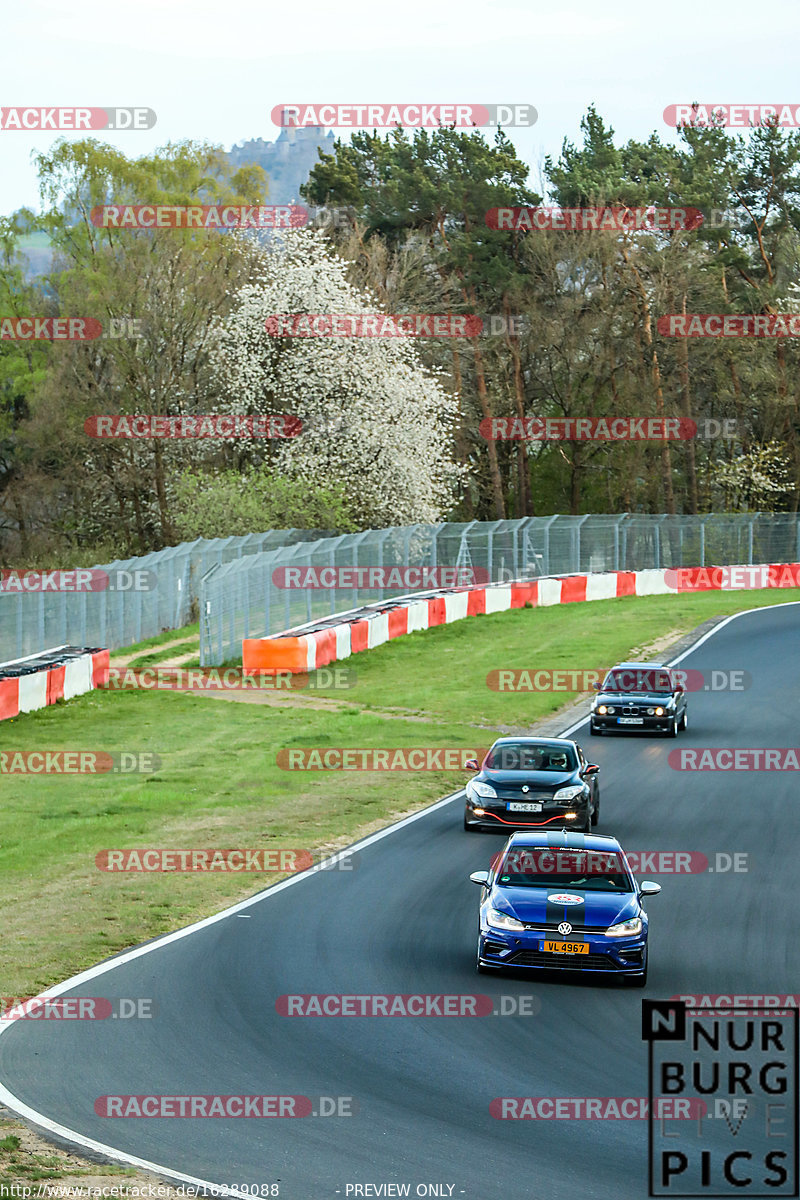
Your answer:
(197, 514), (800, 666)
(2, 514), (797, 665)
(0, 529), (331, 662)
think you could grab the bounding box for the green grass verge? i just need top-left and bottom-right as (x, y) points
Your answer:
(2, 587), (798, 997)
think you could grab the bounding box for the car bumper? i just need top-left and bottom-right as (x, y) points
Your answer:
(465, 801), (590, 830)
(478, 928), (647, 975)
(591, 713), (675, 733)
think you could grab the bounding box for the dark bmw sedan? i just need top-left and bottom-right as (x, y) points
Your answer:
(590, 661), (688, 737)
(463, 737), (599, 833)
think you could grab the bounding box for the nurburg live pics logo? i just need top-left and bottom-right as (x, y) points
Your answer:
(643, 998), (799, 1196)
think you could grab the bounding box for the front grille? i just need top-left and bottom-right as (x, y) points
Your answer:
(521, 923), (601, 934)
(495, 788), (555, 801)
(507, 950), (619, 970)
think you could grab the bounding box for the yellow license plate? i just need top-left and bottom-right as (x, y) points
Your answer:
(542, 941), (589, 955)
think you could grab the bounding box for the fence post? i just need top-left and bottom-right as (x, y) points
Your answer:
(576, 515), (589, 572)
(543, 515), (558, 575)
(653, 514), (667, 569)
(199, 563), (219, 667)
(613, 514), (626, 571)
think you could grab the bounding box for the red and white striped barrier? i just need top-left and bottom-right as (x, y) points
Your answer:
(243, 561), (800, 674)
(0, 648), (110, 722)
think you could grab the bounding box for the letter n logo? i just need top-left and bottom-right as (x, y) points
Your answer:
(642, 1000), (686, 1042)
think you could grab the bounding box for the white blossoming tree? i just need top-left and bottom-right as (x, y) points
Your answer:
(713, 441), (793, 511)
(210, 229), (464, 527)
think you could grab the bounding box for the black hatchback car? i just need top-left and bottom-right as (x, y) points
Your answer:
(463, 737), (599, 833)
(590, 661), (688, 737)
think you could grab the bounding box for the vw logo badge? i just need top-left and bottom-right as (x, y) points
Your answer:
(521, 785), (529, 793)
(558, 922), (573, 936)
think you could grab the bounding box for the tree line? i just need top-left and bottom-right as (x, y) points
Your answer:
(1, 109), (799, 563)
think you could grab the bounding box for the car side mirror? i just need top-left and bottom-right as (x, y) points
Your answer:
(591, 681), (601, 691)
(674, 684), (684, 693)
(470, 871), (490, 886)
(640, 881), (661, 896)
(583, 764), (600, 776)
(464, 758), (479, 771)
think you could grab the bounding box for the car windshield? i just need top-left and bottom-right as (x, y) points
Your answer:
(484, 743), (576, 772)
(496, 849), (633, 891)
(603, 668), (672, 694)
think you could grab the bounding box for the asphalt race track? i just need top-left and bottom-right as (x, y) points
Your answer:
(2, 602), (799, 1199)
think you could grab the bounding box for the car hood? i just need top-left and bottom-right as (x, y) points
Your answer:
(478, 769), (576, 788)
(490, 886), (640, 928)
(595, 691), (673, 705)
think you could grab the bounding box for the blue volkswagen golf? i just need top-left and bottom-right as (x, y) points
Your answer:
(470, 830), (660, 986)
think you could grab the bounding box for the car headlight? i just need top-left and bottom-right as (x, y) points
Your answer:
(597, 704), (608, 714)
(486, 908), (525, 931)
(606, 917), (643, 938)
(553, 785), (585, 802)
(647, 707), (655, 715)
(467, 780), (497, 799)
(605, 705), (615, 714)
(654, 706), (664, 716)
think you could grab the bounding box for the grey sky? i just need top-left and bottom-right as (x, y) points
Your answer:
(3, 0), (799, 214)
